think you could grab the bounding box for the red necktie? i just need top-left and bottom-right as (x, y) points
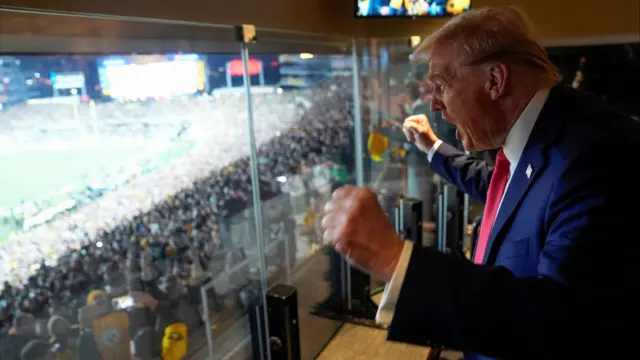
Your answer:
(473, 149), (511, 264)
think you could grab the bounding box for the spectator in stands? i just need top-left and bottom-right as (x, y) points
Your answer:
(3, 313), (41, 360)
(20, 339), (55, 360)
(77, 291), (131, 360)
(161, 323), (188, 360)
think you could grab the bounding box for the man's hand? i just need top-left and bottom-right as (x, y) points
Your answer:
(403, 114), (440, 152)
(321, 186), (405, 282)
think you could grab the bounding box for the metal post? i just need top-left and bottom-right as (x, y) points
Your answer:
(284, 223), (291, 284)
(352, 40), (364, 189)
(240, 39), (271, 360)
(204, 60), (211, 94)
(437, 182), (447, 252)
(226, 62), (232, 88)
(441, 184), (449, 252)
(379, 43), (390, 120)
(201, 285), (215, 360)
(369, 39), (380, 129)
(349, 38), (365, 310)
(399, 198), (405, 237)
(462, 151), (471, 255)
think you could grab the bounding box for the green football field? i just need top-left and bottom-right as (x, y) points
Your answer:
(0, 141), (195, 244)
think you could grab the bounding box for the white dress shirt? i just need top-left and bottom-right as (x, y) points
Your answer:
(376, 89), (550, 327)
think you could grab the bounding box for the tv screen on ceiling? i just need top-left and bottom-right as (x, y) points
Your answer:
(357, 0), (471, 17)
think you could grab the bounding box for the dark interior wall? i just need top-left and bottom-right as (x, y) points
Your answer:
(0, 0), (638, 41)
(549, 43), (640, 118)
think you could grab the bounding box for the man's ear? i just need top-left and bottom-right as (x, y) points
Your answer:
(485, 62), (509, 100)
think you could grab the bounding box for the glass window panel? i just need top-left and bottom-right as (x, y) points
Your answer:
(358, 39), (492, 264)
(244, 36), (353, 360)
(0, 9), (270, 360)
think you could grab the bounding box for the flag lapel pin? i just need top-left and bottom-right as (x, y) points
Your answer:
(526, 165), (533, 179)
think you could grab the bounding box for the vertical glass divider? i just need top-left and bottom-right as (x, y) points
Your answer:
(352, 39), (365, 188)
(241, 41), (272, 360)
(201, 285), (215, 360)
(347, 38), (366, 310)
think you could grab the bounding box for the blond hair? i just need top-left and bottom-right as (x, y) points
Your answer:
(413, 6), (562, 84)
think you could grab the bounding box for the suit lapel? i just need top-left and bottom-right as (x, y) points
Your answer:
(482, 145), (546, 264)
(480, 85), (570, 264)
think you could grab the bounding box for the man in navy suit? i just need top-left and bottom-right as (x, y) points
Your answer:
(321, 6), (640, 359)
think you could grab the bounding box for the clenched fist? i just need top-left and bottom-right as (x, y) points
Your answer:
(403, 114), (440, 152)
(322, 186), (405, 282)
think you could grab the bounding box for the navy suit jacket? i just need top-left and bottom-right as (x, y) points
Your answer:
(387, 86), (640, 359)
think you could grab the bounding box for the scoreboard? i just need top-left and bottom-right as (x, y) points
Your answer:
(97, 54), (207, 99)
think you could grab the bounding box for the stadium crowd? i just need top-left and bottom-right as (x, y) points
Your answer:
(0, 78), (356, 360)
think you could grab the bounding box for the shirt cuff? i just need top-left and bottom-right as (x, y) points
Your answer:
(376, 240), (414, 327)
(427, 140), (443, 162)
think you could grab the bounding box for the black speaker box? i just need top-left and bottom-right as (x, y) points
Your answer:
(249, 284), (301, 360)
(394, 196), (423, 247)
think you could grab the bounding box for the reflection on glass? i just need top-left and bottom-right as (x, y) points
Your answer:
(247, 50), (352, 359)
(360, 42), (439, 237)
(360, 40), (474, 293)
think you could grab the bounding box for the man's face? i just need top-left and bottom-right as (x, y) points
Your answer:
(427, 48), (505, 151)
